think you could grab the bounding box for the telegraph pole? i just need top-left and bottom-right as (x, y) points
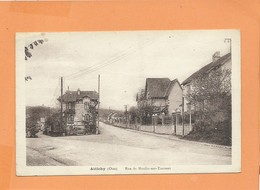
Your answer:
(96, 74), (100, 134)
(182, 96), (185, 136)
(224, 38), (232, 54)
(60, 77), (63, 134)
(124, 105), (128, 128)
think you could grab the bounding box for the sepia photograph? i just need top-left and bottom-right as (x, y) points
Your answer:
(16, 30), (241, 175)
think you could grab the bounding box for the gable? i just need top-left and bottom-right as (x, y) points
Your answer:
(165, 79), (183, 97)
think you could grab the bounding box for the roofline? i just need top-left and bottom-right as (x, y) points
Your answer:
(80, 95), (98, 100)
(163, 80), (174, 97)
(207, 55), (231, 73)
(149, 96), (169, 99)
(164, 79), (183, 97)
(57, 90), (99, 102)
(181, 53), (231, 86)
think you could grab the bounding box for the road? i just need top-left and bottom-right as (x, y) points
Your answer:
(26, 122), (231, 166)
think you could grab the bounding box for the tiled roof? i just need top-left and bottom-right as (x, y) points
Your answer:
(182, 53), (231, 85)
(145, 78), (171, 98)
(58, 90), (98, 102)
(145, 78), (181, 98)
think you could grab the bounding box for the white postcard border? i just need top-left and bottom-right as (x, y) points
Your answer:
(16, 30), (241, 176)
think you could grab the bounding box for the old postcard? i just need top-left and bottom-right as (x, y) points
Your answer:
(16, 30), (241, 176)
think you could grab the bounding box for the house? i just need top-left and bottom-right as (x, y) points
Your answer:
(107, 112), (114, 122)
(137, 78), (183, 115)
(57, 88), (99, 130)
(182, 51), (231, 113)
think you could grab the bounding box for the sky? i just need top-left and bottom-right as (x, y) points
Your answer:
(18, 30), (234, 110)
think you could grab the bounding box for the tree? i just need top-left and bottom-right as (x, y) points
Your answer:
(45, 112), (65, 136)
(136, 104), (156, 125)
(26, 106), (50, 137)
(128, 106), (138, 122)
(187, 68), (231, 127)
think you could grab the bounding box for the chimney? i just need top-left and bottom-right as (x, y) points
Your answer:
(212, 51), (221, 62)
(77, 88), (80, 95)
(65, 86), (70, 94)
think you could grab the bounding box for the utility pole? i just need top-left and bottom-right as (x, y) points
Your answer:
(224, 38), (232, 54)
(182, 96), (185, 136)
(124, 105), (128, 128)
(60, 77), (63, 134)
(96, 74), (100, 134)
(189, 104), (192, 127)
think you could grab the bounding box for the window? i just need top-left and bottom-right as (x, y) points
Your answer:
(67, 102), (75, 109)
(83, 114), (90, 121)
(84, 102), (89, 110)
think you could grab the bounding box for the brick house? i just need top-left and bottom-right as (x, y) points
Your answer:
(137, 78), (183, 115)
(181, 52), (231, 113)
(58, 88), (99, 130)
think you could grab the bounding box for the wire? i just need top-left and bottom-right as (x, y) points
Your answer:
(65, 47), (132, 78)
(65, 37), (223, 81)
(49, 79), (60, 107)
(64, 39), (153, 80)
(66, 47), (136, 79)
(67, 50), (135, 80)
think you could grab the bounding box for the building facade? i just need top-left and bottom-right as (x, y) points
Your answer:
(58, 89), (99, 131)
(137, 78), (183, 115)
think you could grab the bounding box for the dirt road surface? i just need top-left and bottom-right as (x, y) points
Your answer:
(26, 122), (231, 166)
